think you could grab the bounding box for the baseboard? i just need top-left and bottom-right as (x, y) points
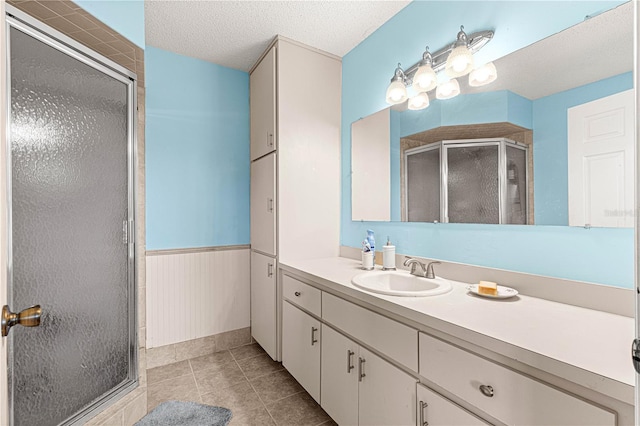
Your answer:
(146, 327), (251, 369)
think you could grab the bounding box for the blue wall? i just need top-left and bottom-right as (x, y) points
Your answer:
(533, 72), (633, 225)
(72, 0), (144, 48)
(145, 47), (250, 249)
(342, 0), (633, 288)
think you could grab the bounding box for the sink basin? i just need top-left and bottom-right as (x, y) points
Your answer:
(351, 270), (452, 297)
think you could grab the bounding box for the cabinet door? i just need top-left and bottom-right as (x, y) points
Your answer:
(250, 46), (276, 161)
(282, 301), (321, 402)
(250, 152), (276, 256)
(250, 251), (277, 359)
(320, 325), (359, 426)
(358, 347), (416, 426)
(417, 384), (488, 426)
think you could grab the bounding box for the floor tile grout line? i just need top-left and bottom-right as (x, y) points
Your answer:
(242, 366), (285, 382)
(234, 357), (279, 425)
(146, 371), (193, 388)
(265, 389), (307, 405)
(232, 350), (270, 364)
(187, 358), (204, 403)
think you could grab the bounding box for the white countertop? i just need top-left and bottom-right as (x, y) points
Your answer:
(279, 257), (636, 404)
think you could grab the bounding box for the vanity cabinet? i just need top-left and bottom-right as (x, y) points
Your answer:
(282, 301), (321, 402)
(278, 264), (630, 426)
(321, 324), (417, 426)
(416, 384), (488, 426)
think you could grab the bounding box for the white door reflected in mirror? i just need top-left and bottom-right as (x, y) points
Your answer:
(352, 108), (391, 221)
(568, 89), (634, 228)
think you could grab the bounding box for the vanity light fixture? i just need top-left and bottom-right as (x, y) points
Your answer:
(385, 26), (495, 106)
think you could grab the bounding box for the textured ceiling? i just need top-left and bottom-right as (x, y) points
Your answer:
(145, 0), (410, 71)
(467, 1), (632, 100)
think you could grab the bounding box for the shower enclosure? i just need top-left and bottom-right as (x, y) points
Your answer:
(405, 138), (528, 224)
(4, 7), (137, 426)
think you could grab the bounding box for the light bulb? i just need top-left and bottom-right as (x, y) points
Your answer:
(452, 56), (469, 73)
(469, 62), (497, 87)
(408, 92), (430, 110)
(385, 80), (407, 105)
(412, 64), (437, 93)
(436, 79), (460, 100)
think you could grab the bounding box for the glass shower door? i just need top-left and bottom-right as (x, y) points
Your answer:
(445, 144), (500, 224)
(406, 146), (440, 222)
(7, 17), (136, 426)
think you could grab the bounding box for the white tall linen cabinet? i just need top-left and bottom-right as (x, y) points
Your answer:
(249, 37), (341, 360)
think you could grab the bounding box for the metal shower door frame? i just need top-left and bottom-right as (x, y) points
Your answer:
(404, 137), (529, 224)
(4, 5), (138, 425)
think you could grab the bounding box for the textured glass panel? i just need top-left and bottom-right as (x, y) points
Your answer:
(406, 148), (440, 222)
(10, 27), (131, 426)
(506, 146), (528, 224)
(447, 145), (499, 224)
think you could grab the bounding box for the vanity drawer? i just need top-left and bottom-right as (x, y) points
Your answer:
(282, 274), (321, 317)
(419, 333), (615, 426)
(322, 292), (418, 371)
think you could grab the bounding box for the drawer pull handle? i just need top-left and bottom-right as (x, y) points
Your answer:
(311, 327), (318, 345)
(479, 384), (494, 397)
(347, 350), (355, 373)
(267, 197), (274, 213)
(419, 400), (428, 426)
(358, 357), (366, 382)
(294, 291), (301, 297)
(267, 263), (274, 278)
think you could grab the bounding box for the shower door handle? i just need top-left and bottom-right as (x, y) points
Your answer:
(2, 305), (42, 337)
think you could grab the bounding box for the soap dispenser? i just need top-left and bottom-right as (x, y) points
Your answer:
(382, 236), (396, 270)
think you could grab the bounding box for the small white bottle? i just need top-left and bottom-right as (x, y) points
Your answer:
(382, 236), (396, 270)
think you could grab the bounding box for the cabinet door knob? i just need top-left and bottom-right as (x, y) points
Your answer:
(294, 291), (301, 297)
(479, 384), (494, 397)
(311, 326), (318, 345)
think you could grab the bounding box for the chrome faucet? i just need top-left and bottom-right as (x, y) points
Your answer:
(403, 257), (441, 279)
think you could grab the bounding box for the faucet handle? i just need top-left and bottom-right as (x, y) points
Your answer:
(425, 261), (441, 279)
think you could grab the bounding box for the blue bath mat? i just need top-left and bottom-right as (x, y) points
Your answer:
(135, 401), (232, 426)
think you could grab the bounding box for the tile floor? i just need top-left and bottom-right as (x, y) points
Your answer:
(146, 342), (337, 426)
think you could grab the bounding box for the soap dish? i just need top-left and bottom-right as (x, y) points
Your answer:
(466, 284), (518, 299)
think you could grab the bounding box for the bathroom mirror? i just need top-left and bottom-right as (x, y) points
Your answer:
(351, 2), (633, 227)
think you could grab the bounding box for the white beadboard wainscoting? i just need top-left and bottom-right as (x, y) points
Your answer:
(146, 246), (250, 348)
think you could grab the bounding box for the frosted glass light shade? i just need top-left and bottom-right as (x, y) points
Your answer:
(386, 80), (408, 104)
(469, 62), (498, 87)
(445, 45), (474, 77)
(436, 79), (460, 100)
(412, 64), (437, 93)
(408, 92), (430, 110)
